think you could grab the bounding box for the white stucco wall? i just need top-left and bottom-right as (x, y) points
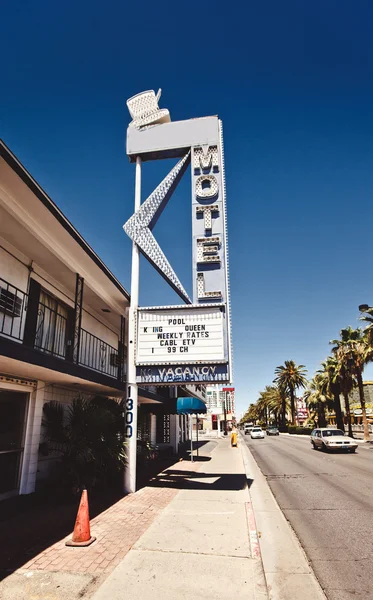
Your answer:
(0, 244), (29, 292)
(81, 311), (118, 348)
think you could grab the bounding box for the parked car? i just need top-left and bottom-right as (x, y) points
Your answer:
(266, 426), (279, 436)
(251, 427), (265, 439)
(244, 424), (254, 435)
(310, 428), (358, 453)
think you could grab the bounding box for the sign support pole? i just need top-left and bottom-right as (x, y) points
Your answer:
(124, 156), (141, 494)
(196, 415), (199, 457)
(190, 416), (193, 463)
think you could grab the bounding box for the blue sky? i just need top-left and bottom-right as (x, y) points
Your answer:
(2, 0), (373, 417)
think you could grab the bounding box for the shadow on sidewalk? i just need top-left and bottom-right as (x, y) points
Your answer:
(0, 488), (122, 581)
(147, 468), (253, 491)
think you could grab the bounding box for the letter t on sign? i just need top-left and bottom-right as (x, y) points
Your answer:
(196, 205), (219, 232)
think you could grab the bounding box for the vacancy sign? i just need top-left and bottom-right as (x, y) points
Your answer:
(136, 306), (225, 365)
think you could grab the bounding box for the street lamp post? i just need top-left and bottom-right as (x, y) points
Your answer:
(358, 304), (369, 313)
(223, 392), (228, 436)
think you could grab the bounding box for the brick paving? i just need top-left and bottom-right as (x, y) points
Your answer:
(20, 460), (201, 576)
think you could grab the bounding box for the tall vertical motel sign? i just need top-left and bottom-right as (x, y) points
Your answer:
(124, 89), (232, 387)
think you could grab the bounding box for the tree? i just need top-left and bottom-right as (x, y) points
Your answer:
(331, 327), (371, 441)
(359, 305), (373, 345)
(261, 385), (289, 427)
(240, 403), (260, 425)
(319, 357), (345, 432)
(256, 390), (271, 425)
(42, 396), (126, 492)
(304, 374), (329, 428)
(274, 361), (308, 426)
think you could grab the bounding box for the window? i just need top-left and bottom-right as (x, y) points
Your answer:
(0, 287), (22, 317)
(34, 291), (69, 358)
(322, 430), (344, 437)
(156, 414), (170, 444)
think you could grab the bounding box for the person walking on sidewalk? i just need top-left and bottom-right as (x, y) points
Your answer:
(231, 425), (238, 447)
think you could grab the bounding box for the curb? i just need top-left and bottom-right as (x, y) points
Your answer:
(245, 501), (261, 560)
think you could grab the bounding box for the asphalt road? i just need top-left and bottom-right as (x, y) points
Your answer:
(243, 433), (373, 600)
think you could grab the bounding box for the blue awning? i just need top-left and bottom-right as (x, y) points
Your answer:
(176, 397), (207, 415)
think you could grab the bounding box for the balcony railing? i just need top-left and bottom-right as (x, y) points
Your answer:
(0, 276), (125, 382)
(0, 278), (27, 342)
(79, 329), (126, 379)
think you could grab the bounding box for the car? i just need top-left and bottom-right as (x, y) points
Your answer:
(250, 427), (265, 439)
(244, 425), (254, 435)
(310, 428), (358, 453)
(266, 426), (279, 436)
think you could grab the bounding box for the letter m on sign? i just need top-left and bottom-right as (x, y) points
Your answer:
(193, 146), (219, 173)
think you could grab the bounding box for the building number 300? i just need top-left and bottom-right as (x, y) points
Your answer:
(125, 398), (133, 438)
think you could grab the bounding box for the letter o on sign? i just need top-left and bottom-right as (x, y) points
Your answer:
(195, 175), (219, 199)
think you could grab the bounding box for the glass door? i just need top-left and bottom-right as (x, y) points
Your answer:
(0, 391), (28, 496)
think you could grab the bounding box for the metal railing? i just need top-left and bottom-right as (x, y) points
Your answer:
(1, 276), (125, 382)
(79, 328), (125, 379)
(0, 278), (27, 342)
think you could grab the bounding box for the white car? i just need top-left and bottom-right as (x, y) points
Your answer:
(250, 427), (265, 439)
(310, 428), (358, 453)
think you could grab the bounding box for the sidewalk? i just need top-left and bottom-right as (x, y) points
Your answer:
(91, 437), (267, 600)
(0, 438), (268, 600)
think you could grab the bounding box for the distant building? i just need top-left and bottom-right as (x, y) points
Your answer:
(205, 385), (235, 415)
(296, 398), (309, 424)
(327, 382), (373, 426)
(205, 385), (223, 411)
(348, 382), (373, 422)
(202, 385), (235, 433)
(222, 387), (235, 414)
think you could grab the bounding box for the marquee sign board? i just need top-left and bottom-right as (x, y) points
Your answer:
(124, 90), (232, 385)
(136, 306), (226, 365)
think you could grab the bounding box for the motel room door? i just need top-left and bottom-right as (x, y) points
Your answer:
(0, 390), (28, 498)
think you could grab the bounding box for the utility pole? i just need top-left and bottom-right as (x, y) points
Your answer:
(124, 156), (141, 494)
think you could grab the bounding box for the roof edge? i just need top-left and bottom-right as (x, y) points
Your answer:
(0, 139), (130, 301)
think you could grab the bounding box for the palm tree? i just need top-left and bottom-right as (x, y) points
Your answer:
(359, 305), (373, 344)
(42, 396), (126, 492)
(304, 374), (329, 428)
(334, 359), (354, 437)
(319, 357), (345, 432)
(274, 361), (308, 426)
(262, 385), (289, 427)
(331, 327), (371, 441)
(241, 403), (260, 425)
(256, 390), (271, 425)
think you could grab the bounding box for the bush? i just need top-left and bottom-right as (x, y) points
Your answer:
(278, 425), (288, 433)
(288, 426), (313, 435)
(42, 396), (126, 493)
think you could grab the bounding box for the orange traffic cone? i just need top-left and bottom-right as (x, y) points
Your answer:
(65, 489), (96, 547)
